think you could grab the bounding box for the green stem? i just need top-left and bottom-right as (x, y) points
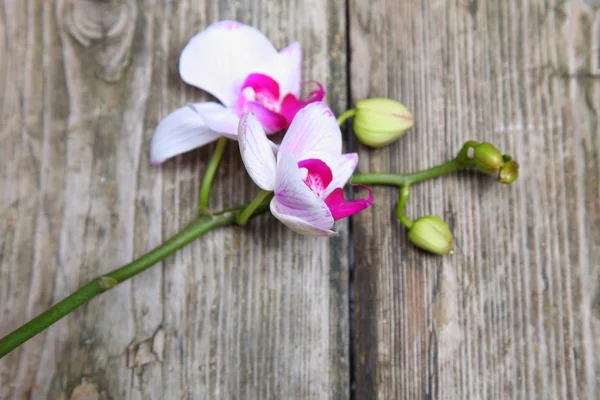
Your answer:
(0, 195), (273, 359)
(236, 190), (272, 226)
(336, 109), (356, 126)
(396, 185), (413, 229)
(352, 159), (462, 187)
(198, 137), (228, 214)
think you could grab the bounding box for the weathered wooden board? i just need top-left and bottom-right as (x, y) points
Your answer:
(0, 0), (348, 398)
(350, 0), (600, 398)
(2, 0), (600, 399)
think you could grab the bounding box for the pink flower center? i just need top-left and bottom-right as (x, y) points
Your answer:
(234, 73), (327, 134)
(298, 158), (333, 198)
(233, 73), (287, 133)
(235, 73), (282, 116)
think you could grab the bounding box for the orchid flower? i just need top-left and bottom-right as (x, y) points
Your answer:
(238, 102), (373, 236)
(150, 20), (325, 165)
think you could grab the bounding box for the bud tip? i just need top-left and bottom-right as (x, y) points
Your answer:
(498, 159), (519, 184)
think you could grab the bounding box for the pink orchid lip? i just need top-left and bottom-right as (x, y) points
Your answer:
(297, 158), (332, 198)
(324, 184), (373, 221)
(234, 73), (286, 133)
(244, 101), (288, 134)
(238, 73), (281, 111)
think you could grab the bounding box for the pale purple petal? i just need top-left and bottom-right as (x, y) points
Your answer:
(271, 152), (334, 235)
(179, 21), (277, 106)
(278, 102), (342, 162)
(323, 153), (359, 198)
(253, 42), (302, 97)
(150, 103), (223, 165)
(270, 198), (337, 237)
(238, 113), (277, 190)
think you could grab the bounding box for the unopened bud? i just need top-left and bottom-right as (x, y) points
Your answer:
(408, 216), (454, 255)
(473, 142), (504, 174)
(498, 160), (519, 184)
(352, 98), (414, 148)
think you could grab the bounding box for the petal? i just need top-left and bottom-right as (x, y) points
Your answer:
(324, 153), (359, 198)
(150, 103), (223, 165)
(245, 101), (288, 133)
(279, 81), (326, 125)
(324, 185), (373, 221)
(270, 198), (337, 237)
(271, 152), (335, 235)
(253, 42), (302, 97)
(238, 112), (277, 190)
(193, 105), (240, 139)
(179, 21), (277, 106)
(278, 102), (342, 162)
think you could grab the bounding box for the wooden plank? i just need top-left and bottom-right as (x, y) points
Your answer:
(0, 0), (349, 398)
(349, 0), (600, 398)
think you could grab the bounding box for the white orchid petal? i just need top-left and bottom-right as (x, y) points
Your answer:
(238, 113), (277, 190)
(278, 102), (342, 162)
(179, 21), (277, 106)
(150, 102), (223, 165)
(270, 198), (337, 237)
(194, 105), (240, 138)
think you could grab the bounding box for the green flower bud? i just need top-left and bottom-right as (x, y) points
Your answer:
(498, 159), (519, 184)
(473, 142), (504, 174)
(408, 216), (454, 255)
(352, 98), (414, 148)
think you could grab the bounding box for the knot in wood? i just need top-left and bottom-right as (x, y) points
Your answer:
(64, 0), (137, 82)
(65, 0), (129, 48)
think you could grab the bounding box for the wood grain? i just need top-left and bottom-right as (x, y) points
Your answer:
(0, 0), (348, 398)
(1, 0), (599, 399)
(349, 0), (600, 398)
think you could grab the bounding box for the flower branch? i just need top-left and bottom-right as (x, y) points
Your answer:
(0, 20), (521, 361)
